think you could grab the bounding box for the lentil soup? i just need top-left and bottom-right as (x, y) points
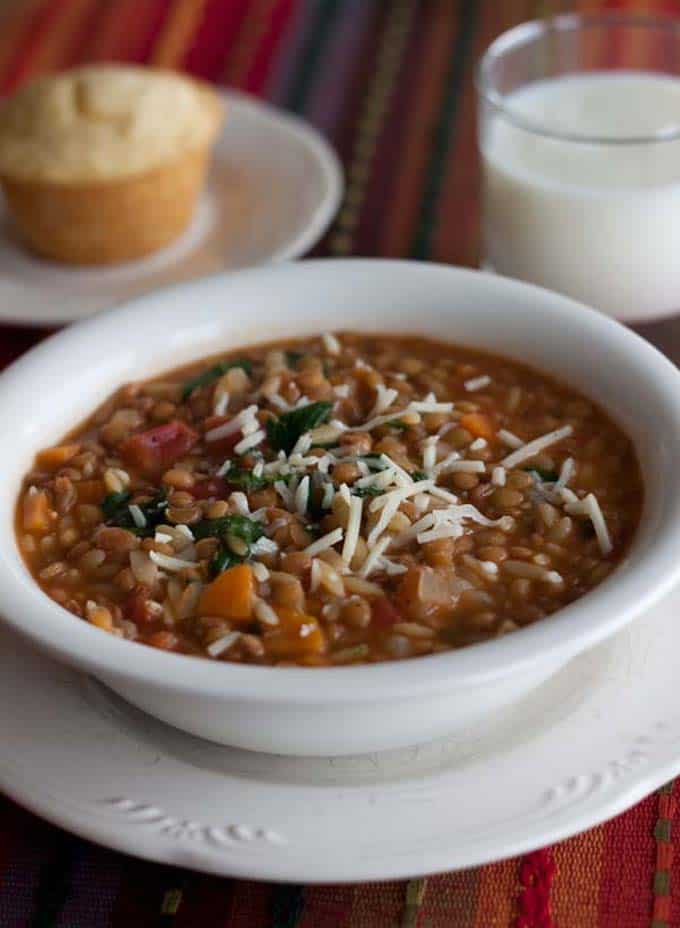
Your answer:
(16, 333), (642, 666)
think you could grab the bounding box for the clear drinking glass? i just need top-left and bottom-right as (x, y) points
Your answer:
(476, 14), (680, 322)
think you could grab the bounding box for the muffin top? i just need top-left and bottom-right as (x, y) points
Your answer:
(0, 65), (224, 184)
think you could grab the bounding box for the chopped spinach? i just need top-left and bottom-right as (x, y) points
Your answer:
(101, 491), (131, 520)
(101, 491), (168, 536)
(353, 485), (383, 498)
(266, 401), (333, 455)
(225, 465), (278, 492)
(285, 350), (304, 369)
(196, 514), (265, 576)
(210, 545), (240, 576)
(193, 514), (264, 545)
(362, 454), (386, 470)
(525, 467), (559, 483)
(181, 359), (252, 402)
(581, 520), (596, 539)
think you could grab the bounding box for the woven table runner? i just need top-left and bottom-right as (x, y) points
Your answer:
(0, 1), (677, 925)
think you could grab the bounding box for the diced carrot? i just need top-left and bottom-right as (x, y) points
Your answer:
(146, 631), (179, 651)
(125, 585), (158, 625)
(264, 606), (327, 659)
(459, 412), (495, 441)
(23, 489), (52, 533)
(198, 564), (255, 622)
(76, 479), (104, 503)
(36, 444), (80, 470)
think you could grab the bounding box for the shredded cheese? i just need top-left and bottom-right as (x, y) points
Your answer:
(234, 429), (265, 455)
(368, 385), (399, 419)
(216, 459), (232, 477)
(417, 524), (464, 544)
(422, 436), (438, 471)
(304, 527), (344, 556)
(564, 492), (612, 555)
(437, 459), (486, 475)
(229, 491), (250, 514)
(251, 562), (270, 582)
(254, 599), (278, 626)
(342, 495), (363, 564)
(359, 535), (392, 577)
(128, 504), (146, 528)
(492, 466), (506, 486)
(205, 405), (258, 442)
(464, 375), (491, 392)
(501, 425), (573, 470)
(251, 537), (279, 555)
(295, 475), (310, 516)
(322, 332), (341, 355)
(555, 456), (575, 492)
(207, 631), (241, 657)
(291, 432), (312, 456)
(498, 429), (523, 449)
(149, 551), (197, 572)
(214, 391), (230, 416)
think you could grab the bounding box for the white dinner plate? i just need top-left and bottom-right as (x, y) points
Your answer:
(1, 580), (679, 883)
(0, 91), (342, 327)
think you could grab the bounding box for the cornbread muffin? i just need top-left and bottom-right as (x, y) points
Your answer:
(0, 65), (224, 264)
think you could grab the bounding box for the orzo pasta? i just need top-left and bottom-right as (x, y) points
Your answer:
(16, 333), (642, 665)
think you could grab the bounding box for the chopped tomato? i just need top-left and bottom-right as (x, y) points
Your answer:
(125, 585), (159, 625)
(121, 421), (198, 472)
(191, 476), (229, 499)
(371, 597), (402, 628)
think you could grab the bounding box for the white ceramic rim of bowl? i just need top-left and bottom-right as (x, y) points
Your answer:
(1, 259), (680, 705)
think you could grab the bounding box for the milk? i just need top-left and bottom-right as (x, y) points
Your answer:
(481, 72), (680, 321)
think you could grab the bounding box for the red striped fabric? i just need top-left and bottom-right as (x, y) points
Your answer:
(0, 1), (676, 925)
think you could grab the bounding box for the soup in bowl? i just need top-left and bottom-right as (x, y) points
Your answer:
(0, 261), (678, 755)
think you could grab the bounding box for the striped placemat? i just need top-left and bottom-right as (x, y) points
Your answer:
(0, 1), (677, 925)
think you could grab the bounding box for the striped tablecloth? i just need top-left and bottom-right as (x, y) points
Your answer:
(0, 2), (678, 925)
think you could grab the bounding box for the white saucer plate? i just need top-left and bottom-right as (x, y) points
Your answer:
(0, 90), (343, 327)
(2, 581), (679, 883)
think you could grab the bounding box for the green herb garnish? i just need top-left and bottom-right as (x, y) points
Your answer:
(286, 350), (304, 369)
(101, 491), (168, 536)
(525, 467), (559, 483)
(362, 453), (386, 470)
(101, 491), (131, 520)
(412, 470), (429, 482)
(211, 546), (239, 576)
(193, 514), (264, 545)
(386, 419), (408, 431)
(225, 465), (278, 492)
(353, 485), (383, 498)
(266, 401), (333, 454)
(195, 514), (265, 576)
(181, 359), (252, 402)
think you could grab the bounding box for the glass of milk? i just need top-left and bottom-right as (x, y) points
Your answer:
(477, 14), (680, 322)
